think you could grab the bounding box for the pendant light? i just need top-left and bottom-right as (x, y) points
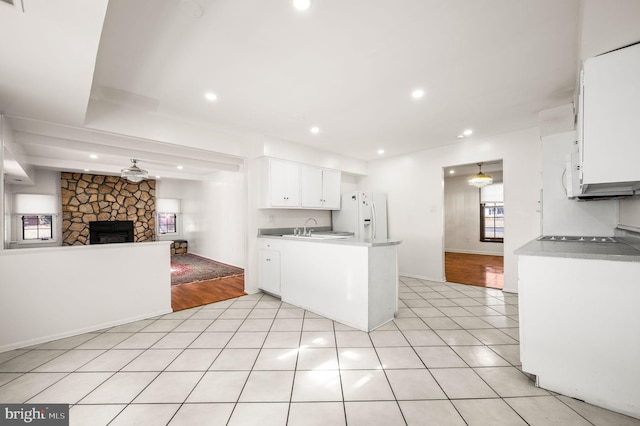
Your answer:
(121, 159), (148, 183)
(468, 163), (493, 188)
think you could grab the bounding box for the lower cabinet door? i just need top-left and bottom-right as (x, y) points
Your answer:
(258, 249), (281, 296)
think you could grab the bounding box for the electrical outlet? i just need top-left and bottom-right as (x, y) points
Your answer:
(268, 215), (275, 224)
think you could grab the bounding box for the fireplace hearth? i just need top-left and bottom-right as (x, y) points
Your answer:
(89, 221), (134, 244)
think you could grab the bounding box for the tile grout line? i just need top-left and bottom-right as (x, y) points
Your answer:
(162, 294), (256, 425)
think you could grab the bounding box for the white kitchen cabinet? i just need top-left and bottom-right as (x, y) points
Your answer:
(258, 241), (281, 296)
(320, 168), (341, 208)
(259, 236), (399, 332)
(300, 166), (341, 209)
(260, 157), (341, 210)
(260, 158), (300, 208)
(518, 254), (640, 418)
(581, 42), (640, 185)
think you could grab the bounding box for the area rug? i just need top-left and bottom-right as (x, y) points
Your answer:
(171, 253), (244, 286)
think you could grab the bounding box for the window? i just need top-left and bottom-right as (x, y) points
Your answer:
(480, 183), (504, 243)
(156, 198), (181, 236)
(22, 215), (53, 240)
(480, 203), (504, 242)
(13, 194), (58, 243)
(158, 212), (177, 234)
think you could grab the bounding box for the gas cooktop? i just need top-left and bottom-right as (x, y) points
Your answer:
(537, 235), (617, 243)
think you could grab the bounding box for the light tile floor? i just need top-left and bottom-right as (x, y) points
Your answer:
(1, 277), (639, 425)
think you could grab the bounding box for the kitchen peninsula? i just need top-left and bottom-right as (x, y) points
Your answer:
(258, 230), (401, 332)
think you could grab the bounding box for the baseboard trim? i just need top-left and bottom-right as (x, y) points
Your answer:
(399, 273), (444, 282)
(0, 308), (173, 354)
(445, 249), (504, 256)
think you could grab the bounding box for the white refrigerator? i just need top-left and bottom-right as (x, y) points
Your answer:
(332, 192), (388, 239)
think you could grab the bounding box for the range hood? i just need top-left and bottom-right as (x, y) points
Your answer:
(574, 182), (637, 201)
(565, 152), (638, 201)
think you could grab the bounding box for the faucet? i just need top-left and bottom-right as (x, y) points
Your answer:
(303, 217), (318, 236)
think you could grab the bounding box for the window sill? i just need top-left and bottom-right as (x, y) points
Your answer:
(18, 239), (57, 244)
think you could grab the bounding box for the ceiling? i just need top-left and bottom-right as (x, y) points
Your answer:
(1, 0), (638, 182)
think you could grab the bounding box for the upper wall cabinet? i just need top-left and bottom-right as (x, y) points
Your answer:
(300, 167), (341, 209)
(581, 43), (640, 186)
(261, 158), (301, 208)
(260, 157), (342, 210)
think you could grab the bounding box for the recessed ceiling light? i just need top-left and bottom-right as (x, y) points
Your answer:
(449, 170), (455, 174)
(456, 134), (464, 139)
(463, 129), (473, 136)
(204, 92), (217, 101)
(89, 154), (98, 159)
(377, 149), (385, 155)
(411, 89), (425, 99)
(310, 126), (320, 134)
(156, 176), (161, 179)
(84, 169), (90, 172)
(177, 165), (184, 170)
(293, 0), (311, 11)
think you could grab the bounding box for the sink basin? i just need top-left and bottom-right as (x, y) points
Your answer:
(281, 234), (350, 240)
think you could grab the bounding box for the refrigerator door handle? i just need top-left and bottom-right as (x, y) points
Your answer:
(371, 200), (377, 239)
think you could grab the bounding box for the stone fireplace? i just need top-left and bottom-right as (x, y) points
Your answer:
(61, 172), (156, 246)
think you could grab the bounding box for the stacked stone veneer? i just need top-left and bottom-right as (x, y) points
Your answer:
(61, 172), (156, 246)
(171, 240), (188, 255)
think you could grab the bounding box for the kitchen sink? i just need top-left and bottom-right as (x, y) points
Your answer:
(281, 234), (350, 240)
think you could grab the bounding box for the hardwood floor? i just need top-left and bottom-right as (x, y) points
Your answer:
(171, 275), (246, 311)
(445, 252), (504, 289)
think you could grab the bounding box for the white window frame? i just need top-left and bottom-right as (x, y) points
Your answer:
(20, 214), (54, 240)
(480, 183), (504, 243)
(157, 212), (180, 236)
(13, 193), (59, 245)
(156, 198), (182, 238)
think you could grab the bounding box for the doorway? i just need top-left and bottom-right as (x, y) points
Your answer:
(443, 161), (504, 289)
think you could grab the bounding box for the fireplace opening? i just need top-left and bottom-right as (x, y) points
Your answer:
(89, 220), (134, 244)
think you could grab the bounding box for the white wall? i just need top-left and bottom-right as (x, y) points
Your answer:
(157, 173), (246, 268)
(1, 115), (5, 250)
(0, 241), (172, 352)
(445, 172), (504, 256)
(86, 100), (250, 159)
(541, 132), (618, 235)
(359, 127), (541, 293)
(340, 174), (362, 195)
(190, 170), (245, 268)
(256, 209), (331, 230)
(263, 136), (367, 176)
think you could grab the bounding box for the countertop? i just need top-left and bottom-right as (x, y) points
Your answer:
(515, 236), (640, 262)
(259, 234), (402, 247)
(258, 227), (401, 247)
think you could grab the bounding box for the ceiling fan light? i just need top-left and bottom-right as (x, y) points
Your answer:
(121, 159), (149, 183)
